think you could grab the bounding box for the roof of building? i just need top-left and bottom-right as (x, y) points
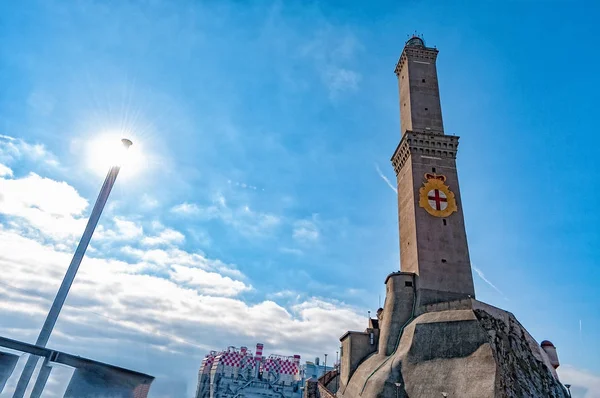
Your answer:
(406, 36), (425, 47)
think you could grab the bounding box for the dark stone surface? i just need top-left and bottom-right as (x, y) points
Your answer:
(408, 319), (487, 361)
(474, 309), (568, 398)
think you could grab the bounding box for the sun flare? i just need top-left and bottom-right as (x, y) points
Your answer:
(86, 133), (143, 177)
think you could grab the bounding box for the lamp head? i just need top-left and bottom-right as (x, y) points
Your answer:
(87, 134), (140, 176)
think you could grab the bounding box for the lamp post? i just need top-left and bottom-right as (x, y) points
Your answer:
(335, 350), (339, 392)
(564, 384), (572, 398)
(394, 382), (402, 398)
(323, 354), (327, 379)
(12, 138), (133, 398)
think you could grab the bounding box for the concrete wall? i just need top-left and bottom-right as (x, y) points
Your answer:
(378, 272), (415, 355)
(304, 378), (318, 398)
(63, 364), (152, 398)
(339, 301), (568, 398)
(317, 383), (336, 398)
(0, 352), (19, 393)
(340, 333), (351, 388)
(339, 330), (377, 389)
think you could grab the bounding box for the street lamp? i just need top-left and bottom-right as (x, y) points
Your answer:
(12, 138), (133, 398)
(394, 382), (402, 398)
(335, 351), (339, 392)
(564, 384), (572, 398)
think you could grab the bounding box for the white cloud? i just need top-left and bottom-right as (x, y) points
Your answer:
(0, 134), (59, 167)
(300, 28), (362, 98)
(269, 290), (299, 300)
(169, 264), (251, 296)
(0, 140), (364, 396)
(121, 246), (208, 268)
(325, 67), (361, 96)
(0, 172), (88, 240)
(375, 163), (397, 194)
(472, 264), (508, 300)
(170, 202), (200, 215)
(293, 218), (320, 243)
(114, 217), (144, 239)
(140, 194), (159, 209)
(120, 245), (242, 282)
(558, 365), (600, 398)
(142, 228), (185, 246)
(0, 163), (13, 177)
(280, 247), (304, 256)
(0, 227), (365, 370)
(171, 194), (280, 237)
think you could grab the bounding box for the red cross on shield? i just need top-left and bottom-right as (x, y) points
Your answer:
(427, 189), (448, 211)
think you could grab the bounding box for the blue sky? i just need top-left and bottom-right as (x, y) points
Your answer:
(0, 1), (599, 397)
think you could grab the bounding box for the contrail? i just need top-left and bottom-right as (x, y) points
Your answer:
(375, 163), (397, 193)
(472, 264), (508, 300)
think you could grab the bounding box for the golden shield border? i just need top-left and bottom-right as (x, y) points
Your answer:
(418, 176), (458, 218)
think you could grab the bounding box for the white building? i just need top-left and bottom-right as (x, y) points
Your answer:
(195, 343), (302, 398)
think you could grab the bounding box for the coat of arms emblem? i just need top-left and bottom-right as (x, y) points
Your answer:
(418, 173), (458, 217)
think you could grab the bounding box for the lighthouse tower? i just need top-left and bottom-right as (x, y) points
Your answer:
(335, 36), (567, 398)
(391, 35), (475, 307)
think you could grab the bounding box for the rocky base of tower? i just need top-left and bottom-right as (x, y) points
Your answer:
(337, 299), (567, 398)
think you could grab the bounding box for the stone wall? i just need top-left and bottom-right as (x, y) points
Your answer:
(474, 308), (567, 397)
(340, 330), (377, 388)
(378, 272), (415, 356)
(339, 300), (568, 398)
(317, 383), (336, 398)
(304, 379), (318, 398)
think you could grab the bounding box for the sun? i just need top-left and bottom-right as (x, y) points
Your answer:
(86, 133), (143, 178)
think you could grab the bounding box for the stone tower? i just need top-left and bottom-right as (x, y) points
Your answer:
(391, 36), (475, 307)
(333, 36), (568, 398)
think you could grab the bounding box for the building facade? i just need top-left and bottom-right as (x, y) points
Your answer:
(195, 343), (302, 398)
